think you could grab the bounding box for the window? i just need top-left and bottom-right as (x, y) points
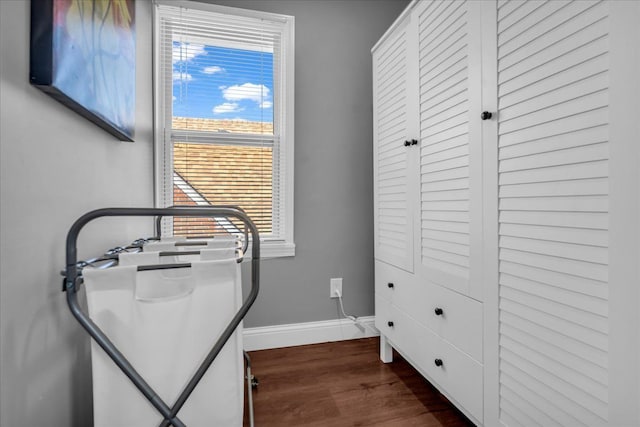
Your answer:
(154, 1), (295, 257)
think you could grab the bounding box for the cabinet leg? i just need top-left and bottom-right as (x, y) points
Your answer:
(380, 334), (393, 363)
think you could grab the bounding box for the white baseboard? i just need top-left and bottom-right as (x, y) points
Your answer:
(242, 316), (379, 351)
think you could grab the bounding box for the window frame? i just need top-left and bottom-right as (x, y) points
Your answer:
(152, 0), (295, 258)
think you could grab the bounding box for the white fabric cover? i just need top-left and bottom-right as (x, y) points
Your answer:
(199, 248), (239, 260)
(83, 259), (243, 426)
(141, 241), (178, 252)
(144, 237), (240, 252)
(121, 248), (239, 265)
(118, 251), (160, 266)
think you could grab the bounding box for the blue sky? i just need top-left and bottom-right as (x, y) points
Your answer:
(172, 42), (274, 123)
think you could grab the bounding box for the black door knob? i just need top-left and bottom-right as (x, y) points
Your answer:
(404, 140), (411, 147)
(434, 307), (443, 316)
(434, 358), (443, 367)
(481, 111), (493, 120)
(387, 282), (394, 289)
(410, 139), (418, 145)
(387, 321), (394, 327)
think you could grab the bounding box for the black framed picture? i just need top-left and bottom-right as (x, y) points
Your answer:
(30, 0), (136, 141)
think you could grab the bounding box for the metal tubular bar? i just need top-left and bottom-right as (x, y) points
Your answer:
(136, 263), (191, 272)
(174, 241), (208, 247)
(158, 249), (245, 264)
(154, 205), (250, 254)
(66, 289), (186, 427)
(159, 250), (201, 256)
(159, 208), (259, 427)
(65, 207), (260, 427)
(244, 351), (255, 427)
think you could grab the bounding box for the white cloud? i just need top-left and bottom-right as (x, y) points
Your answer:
(172, 43), (206, 63)
(213, 103), (244, 114)
(260, 101), (273, 109)
(203, 66), (224, 74)
(173, 71), (193, 82)
(222, 83), (271, 104)
(173, 71), (193, 81)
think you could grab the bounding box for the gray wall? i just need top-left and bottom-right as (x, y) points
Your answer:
(218, 0), (411, 328)
(0, 1), (154, 426)
(0, 0), (408, 425)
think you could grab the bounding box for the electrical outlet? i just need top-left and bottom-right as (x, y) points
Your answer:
(330, 278), (342, 298)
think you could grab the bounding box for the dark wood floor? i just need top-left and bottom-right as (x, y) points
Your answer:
(243, 337), (475, 426)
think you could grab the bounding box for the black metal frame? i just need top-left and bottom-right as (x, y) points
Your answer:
(63, 207), (260, 427)
(154, 205), (250, 254)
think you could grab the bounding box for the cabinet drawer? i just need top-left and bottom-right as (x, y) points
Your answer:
(415, 322), (483, 423)
(377, 260), (483, 362)
(375, 295), (420, 363)
(375, 260), (429, 326)
(424, 282), (483, 362)
(377, 296), (484, 424)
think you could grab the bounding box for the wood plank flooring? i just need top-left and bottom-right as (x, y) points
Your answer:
(243, 337), (475, 426)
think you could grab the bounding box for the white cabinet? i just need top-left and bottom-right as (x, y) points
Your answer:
(496, 1), (612, 425)
(373, 12), (415, 274)
(415, 0), (485, 301)
(373, 1), (486, 424)
(373, 1), (640, 426)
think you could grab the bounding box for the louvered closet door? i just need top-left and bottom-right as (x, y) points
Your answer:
(417, 0), (483, 298)
(496, 1), (610, 425)
(373, 16), (414, 273)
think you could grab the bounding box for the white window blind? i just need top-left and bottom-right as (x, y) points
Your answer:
(154, 1), (294, 256)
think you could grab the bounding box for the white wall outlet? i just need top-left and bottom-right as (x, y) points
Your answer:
(330, 278), (342, 298)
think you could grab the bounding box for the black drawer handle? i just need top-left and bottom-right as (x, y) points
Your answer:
(434, 358), (443, 367)
(387, 282), (394, 289)
(434, 307), (443, 316)
(481, 111), (493, 120)
(387, 321), (394, 328)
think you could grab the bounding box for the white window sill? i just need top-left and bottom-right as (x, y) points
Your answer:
(246, 241), (295, 259)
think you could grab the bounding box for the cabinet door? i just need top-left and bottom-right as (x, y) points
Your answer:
(373, 14), (416, 273)
(416, 0), (484, 299)
(495, 1), (611, 425)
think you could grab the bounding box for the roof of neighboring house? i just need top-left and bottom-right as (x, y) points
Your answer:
(171, 117), (274, 234)
(173, 184), (196, 206)
(172, 117), (273, 134)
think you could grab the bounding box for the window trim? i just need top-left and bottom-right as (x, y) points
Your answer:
(152, 0), (295, 257)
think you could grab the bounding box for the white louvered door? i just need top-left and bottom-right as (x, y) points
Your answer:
(416, 0), (483, 299)
(373, 14), (416, 273)
(496, 1), (612, 425)
(375, 1), (639, 425)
